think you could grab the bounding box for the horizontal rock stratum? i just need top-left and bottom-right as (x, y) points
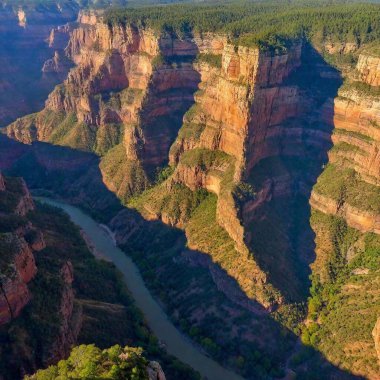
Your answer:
(3, 4), (380, 379)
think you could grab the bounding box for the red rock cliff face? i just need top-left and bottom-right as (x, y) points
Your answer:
(0, 235), (37, 325)
(166, 40), (309, 307)
(311, 52), (380, 233)
(7, 13), (203, 199)
(356, 53), (380, 86)
(6, 14), (379, 312)
(0, 176), (44, 325)
(0, 174), (83, 377)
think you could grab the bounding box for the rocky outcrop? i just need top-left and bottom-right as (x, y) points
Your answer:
(0, 175), (45, 325)
(310, 191), (380, 233)
(165, 40), (337, 306)
(42, 51), (72, 74)
(15, 179), (35, 216)
(323, 41), (359, 55)
(311, 52), (380, 230)
(356, 53), (380, 86)
(0, 234), (37, 324)
(147, 361), (166, 380)
(48, 261), (82, 364)
(7, 13), (202, 199)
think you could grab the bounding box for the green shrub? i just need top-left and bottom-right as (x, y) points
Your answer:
(180, 148), (230, 170)
(313, 164), (380, 214)
(105, 2), (380, 51)
(195, 53), (222, 68)
(340, 79), (380, 97)
(155, 166), (174, 184)
(26, 344), (150, 380)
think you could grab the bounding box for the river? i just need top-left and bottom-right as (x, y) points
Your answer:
(37, 198), (245, 380)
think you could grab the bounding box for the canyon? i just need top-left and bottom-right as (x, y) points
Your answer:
(0, 172), (185, 380)
(1, 2), (380, 380)
(0, 1), (79, 127)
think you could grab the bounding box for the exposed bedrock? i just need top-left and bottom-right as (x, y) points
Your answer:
(5, 12), (380, 316)
(356, 53), (380, 87)
(311, 50), (380, 233)
(0, 3), (78, 127)
(239, 44), (342, 302)
(0, 175), (44, 325)
(0, 172), (84, 378)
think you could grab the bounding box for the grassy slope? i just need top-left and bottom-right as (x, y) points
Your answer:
(305, 210), (380, 378)
(314, 163), (380, 214)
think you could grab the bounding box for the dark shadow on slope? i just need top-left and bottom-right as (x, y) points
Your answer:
(244, 43), (342, 303)
(0, 134), (123, 222)
(0, 134), (364, 379)
(110, 205), (365, 380)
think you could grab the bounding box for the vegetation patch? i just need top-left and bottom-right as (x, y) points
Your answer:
(100, 143), (148, 203)
(180, 148), (231, 170)
(0, 177), (26, 214)
(330, 141), (367, 155)
(195, 53), (222, 69)
(26, 344), (152, 380)
(340, 79), (380, 97)
(333, 128), (374, 143)
(305, 211), (380, 377)
(360, 40), (380, 57)
(177, 122), (206, 140)
(94, 123), (124, 156)
(313, 163), (380, 214)
(104, 87), (144, 110)
(105, 2), (380, 51)
(49, 113), (78, 145)
(129, 183), (208, 224)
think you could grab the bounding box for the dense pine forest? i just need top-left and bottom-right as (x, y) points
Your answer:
(105, 0), (380, 51)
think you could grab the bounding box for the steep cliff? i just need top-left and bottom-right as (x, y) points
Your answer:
(0, 174), (43, 324)
(0, 10), (362, 312)
(303, 49), (380, 379)
(0, 175), (83, 378)
(111, 29), (380, 376)
(7, 12), (203, 202)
